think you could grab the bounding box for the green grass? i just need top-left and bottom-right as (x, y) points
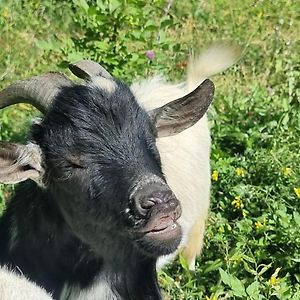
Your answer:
(0, 0), (299, 299)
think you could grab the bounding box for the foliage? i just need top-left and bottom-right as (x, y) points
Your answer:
(34, 0), (186, 81)
(0, 0), (299, 299)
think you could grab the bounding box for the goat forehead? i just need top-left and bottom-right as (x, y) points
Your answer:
(38, 82), (157, 164)
(56, 81), (145, 119)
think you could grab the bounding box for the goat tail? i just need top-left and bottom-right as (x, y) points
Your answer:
(186, 42), (241, 91)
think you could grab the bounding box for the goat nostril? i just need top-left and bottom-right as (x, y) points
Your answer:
(141, 198), (156, 209)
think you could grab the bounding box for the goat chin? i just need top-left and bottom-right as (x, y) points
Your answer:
(131, 43), (240, 270)
(0, 267), (53, 300)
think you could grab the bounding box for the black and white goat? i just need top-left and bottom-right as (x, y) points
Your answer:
(0, 44), (238, 299)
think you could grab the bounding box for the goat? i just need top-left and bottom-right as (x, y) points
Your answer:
(132, 44), (240, 270)
(0, 44), (238, 299)
(0, 267), (53, 300)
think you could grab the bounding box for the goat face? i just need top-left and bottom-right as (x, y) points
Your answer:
(0, 61), (214, 258)
(35, 81), (182, 256)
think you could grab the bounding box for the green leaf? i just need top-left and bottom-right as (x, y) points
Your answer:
(257, 264), (272, 276)
(292, 291), (300, 300)
(219, 269), (246, 297)
(282, 113), (289, 126)
(109, 0), (122, 13)
(203, 259), (223, 273)
(73, 0), (89, 12)
(246, 281), (260, 298)
(144, 19), (157, 30)
(160, 16), (174, 28)
(242, 254), (256, 264)
(94, 41), (110, 51)
(219, 268), (231, 286)
(293, 212), (300, 226)
(231, 278), (246, 297)
(178, 253), (189, 271)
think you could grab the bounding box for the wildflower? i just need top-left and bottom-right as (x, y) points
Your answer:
(255, 221), (264, 229)
(145, 50), (155, 61)
(211, 170), (219, 181)
(282, 167), (292, 177)
(269, 276), (279, 286)
(269, 267), (281, 286)
(242, 210), (248, 217)
(235, 167), (246, 177)
(255, 218), (267, 229)
(2, 7), (9, 19)
(294, 188), (300, 198)
(231, 196), (244, 209)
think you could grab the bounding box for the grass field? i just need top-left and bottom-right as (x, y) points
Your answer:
(0, 0), (299, 299)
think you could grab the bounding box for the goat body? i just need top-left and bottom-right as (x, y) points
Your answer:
(0, 44), (239, 299)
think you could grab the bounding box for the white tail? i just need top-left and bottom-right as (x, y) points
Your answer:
(187, 43), (241, 91)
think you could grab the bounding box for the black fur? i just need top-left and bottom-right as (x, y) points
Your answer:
(0, 80), (180, 299)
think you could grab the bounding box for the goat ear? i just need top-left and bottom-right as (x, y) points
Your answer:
(150, 79), (214, 137)
(0, 142), (44, 184)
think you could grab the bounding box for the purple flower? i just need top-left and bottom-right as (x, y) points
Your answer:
(145, 50), (155, 61)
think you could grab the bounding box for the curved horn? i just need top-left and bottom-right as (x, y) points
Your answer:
(0, 72), (74, 114)
(69, 60), (112, 80)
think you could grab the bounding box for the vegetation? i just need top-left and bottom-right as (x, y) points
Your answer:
(0, 0), (299, 299)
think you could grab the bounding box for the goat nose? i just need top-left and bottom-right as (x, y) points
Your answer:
(134, 190), (180, 217)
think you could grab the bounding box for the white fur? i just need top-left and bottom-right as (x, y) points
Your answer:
(131, 44), (240, 269)
(92, 77), (116, 93)
(60, 276), (117, 300)
(0, 267), (53, 300)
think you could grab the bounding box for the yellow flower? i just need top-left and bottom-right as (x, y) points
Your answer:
(282, 167), (292, 177)
(255, 221), (264, 229)
(294, 188), (300, 198)
(242, 210), (248, 218)
(2, 7), (9, 19)
(269, 268), (281, 286)
(255, 218), (267, 229)
(211, 170), (219, 181)
(269, 276), (279, 285)
(235, 167), (246, 177)
(231, 196), (244, 209)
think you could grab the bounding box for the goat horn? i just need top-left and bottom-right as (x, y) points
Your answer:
(69, 60), (112, 80)
(0, 72), (74, 114)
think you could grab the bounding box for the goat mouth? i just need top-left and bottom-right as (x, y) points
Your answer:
(132, 208), (182, 256)
(145, 216), (177, 232)
(144, 218), (180, 239)
(137, 209), (181, 240)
